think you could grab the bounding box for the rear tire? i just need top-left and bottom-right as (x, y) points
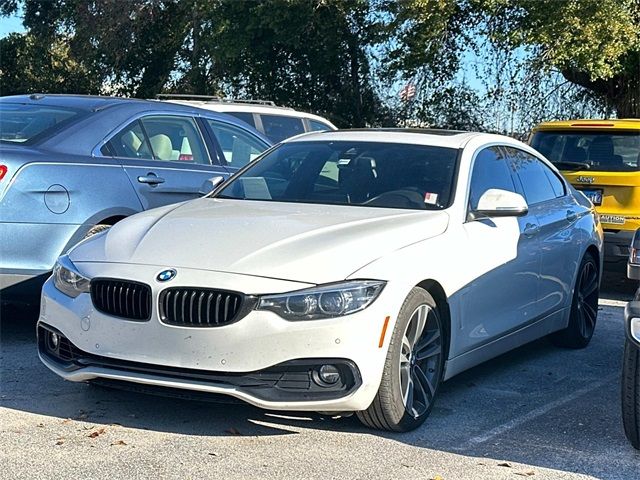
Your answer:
(622, 339), (640, 449)
(357, 287), (445, 432)
(550, 251), (599, 349)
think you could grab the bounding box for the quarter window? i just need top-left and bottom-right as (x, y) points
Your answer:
(507, 148), (562, 204)
(309, 119), (333, 132)
(468, 147), (516, 210)
(227, 112), (256, 128)
(206, 119), (268, 168)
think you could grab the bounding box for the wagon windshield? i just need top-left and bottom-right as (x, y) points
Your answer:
(216, 141), (459, 210)
(0, 103), (85, 144)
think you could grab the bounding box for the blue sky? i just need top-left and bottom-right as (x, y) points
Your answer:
(0, 12), (24, 38)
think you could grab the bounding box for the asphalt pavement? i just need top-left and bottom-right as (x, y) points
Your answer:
(1, 268), (639, 480)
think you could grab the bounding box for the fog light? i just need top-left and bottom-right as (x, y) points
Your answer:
(318, 365), (341, 385)
(49, 332), (60, 350)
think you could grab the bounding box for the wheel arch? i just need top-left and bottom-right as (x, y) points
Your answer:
(415, 279), (451, 361)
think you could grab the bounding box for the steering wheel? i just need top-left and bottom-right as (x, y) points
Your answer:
(363, 189), (427, 209)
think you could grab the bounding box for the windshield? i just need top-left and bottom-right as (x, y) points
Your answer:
(0, 103), (85, 144)
(531, 130), (640, 172)
(216, 141), (459, 210)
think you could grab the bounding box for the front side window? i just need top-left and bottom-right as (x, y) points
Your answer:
(531, 130), (640, 172)
(216, 141), (459, 210)
(206, 120), (269, 168)
(507, 147), (559, 205)
(0, 103), (85, 144)
(260, 115), (305, 142)
(468, 147), (515, 210)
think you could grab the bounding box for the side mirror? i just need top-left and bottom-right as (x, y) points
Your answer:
(199, 176), (225, 196)
(628, 228), (640, 280)
(472, 189), (528, 218)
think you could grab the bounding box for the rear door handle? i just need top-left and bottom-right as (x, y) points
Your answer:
(524, 223), (540, 237)
(566, 210), (578, 222)
(137, 174), (165, 186)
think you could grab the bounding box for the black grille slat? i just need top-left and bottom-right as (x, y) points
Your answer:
(91, 279), (151, 321)
(159, 288), (243, 327)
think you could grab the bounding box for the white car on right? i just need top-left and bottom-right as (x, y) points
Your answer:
(38, 129), (603, 432)
(157, 94), (337, 143)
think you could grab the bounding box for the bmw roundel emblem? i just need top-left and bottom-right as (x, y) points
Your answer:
(157, 269), (177, 282)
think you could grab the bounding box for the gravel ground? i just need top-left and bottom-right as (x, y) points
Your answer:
(1, 269), (639, 480)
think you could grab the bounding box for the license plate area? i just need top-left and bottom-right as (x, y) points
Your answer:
(578, 188), (603, 206)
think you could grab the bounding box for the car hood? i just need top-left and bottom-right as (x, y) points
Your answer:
(70, 198), (449, 284)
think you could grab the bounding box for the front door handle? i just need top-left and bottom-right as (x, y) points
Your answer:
(524, 223), (540, 237)
(566, 210), (578, 222)
(137, 174), (165, 186)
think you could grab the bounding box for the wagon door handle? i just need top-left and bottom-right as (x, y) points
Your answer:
(137, 173), (165, 186)
(524, 223), (539, 237)
(566, 210), (578, 222)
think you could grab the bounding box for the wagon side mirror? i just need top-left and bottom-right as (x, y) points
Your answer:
(471, 189), (528, 219)
(627, 228), (640, 280)
(199, 176), (225, 196)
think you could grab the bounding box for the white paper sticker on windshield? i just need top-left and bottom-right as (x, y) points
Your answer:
(424, 192), (438, 205)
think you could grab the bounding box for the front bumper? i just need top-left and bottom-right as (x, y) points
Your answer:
(38, 264), (399, 411)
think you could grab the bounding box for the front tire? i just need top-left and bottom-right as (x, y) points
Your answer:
(357, 287), (445, 432)
(622, 339), (640, 449)
(550, 251), (599, 349)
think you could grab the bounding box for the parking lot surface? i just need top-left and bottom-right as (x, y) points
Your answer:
(1, 269), (639, 480)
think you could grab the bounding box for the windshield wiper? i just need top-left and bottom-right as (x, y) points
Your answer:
(552, 161), (591, 171)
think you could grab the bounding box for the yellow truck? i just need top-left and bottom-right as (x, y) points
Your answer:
(530, 119), (640, 265)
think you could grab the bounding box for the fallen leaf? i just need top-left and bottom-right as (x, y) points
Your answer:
(497, 462), (512, 468)
(208, 452), (218, 457)
(431, 476), (444, 480)
(36, 423), (45, 428)
(55, 437), (65, 446)
(514, 471), (535, 477)
(88, 427), (106, 438)
(110, 440), (127, 446)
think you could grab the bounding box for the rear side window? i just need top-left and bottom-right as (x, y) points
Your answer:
(507, 147), (562, 204)
(309, 119), (333, 132)
(104, 120), (153, 159)
(468, 147), (516, 210)
(260, 115), (305, 142)
(227, 112), (256, 128)
(140, 116), (209, 164)
(104, 116), (209, 164)
(0, 103), (85, 144)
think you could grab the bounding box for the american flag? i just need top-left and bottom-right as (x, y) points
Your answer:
(399, 82), (416, 102)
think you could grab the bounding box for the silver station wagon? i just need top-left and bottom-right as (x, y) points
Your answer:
(0, 94), (271, 302)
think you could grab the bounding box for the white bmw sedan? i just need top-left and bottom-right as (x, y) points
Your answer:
(38, 130), (603, 431)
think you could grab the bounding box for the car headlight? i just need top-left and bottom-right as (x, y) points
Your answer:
(256, 280), (386, 320)
(52, 255), (90, 298)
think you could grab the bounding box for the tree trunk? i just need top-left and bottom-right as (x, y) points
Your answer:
(561, 58), (639, 118)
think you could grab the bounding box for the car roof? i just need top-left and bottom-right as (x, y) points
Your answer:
(161, 99), (337, 128)
(281, 128), (483, 149)
(0, 94), (227, 116)
(532, 119), (640, 132)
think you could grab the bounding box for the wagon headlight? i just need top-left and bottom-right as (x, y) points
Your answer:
(53, 255), (90, 298)
(257, 280), (386, 320)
